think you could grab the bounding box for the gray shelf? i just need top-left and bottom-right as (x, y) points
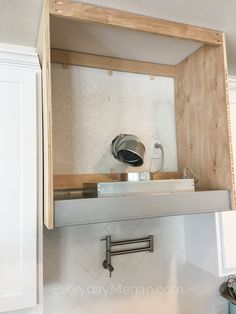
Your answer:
(54, 190), (231, 227)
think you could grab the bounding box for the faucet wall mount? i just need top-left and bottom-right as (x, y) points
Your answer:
(101, 235), (154, 277)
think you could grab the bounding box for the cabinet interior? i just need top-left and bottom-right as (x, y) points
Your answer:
(38, 0), (235, 228)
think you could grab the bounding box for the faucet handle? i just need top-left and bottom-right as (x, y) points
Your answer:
(103, 260), (114, 277)
(109, 264), (114, 277)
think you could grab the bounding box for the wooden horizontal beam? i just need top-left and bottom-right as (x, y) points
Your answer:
(49, 1), (223, 46)
(51, 48), (176, 77)
(54, 172), (182, 190)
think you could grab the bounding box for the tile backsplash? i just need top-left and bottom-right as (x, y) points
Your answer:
(44, 216), (227, 314)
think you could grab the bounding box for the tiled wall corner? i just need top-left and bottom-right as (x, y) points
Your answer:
(44, 216), (227, 314)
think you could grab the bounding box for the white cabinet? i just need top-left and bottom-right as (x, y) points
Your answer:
(0, 45), (42, 313)
(185, 212), (236, 276)
(219, 211), (236, 272)
(184, 79), (236, 277)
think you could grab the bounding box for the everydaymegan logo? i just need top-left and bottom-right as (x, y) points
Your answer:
(52, 284), (184, 298)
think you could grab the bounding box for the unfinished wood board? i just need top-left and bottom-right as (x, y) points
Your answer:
(53, 172), (182, 190)
(175, 45), (234, 204)
(51, 49), (176, 77)
(222, 35), (236, 208)
(49, 1), (222, 46)
(50, 16), (202, 66)
(37, 0), (54, 229)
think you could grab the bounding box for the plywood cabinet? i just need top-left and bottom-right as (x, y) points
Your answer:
(38, 0), (235, 229)
(37, 0), (53, 229)
(185, 211), (236, 277)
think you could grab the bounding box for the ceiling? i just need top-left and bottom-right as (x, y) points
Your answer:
(51, 17), (202, 65)
(0, 0), (236, 74)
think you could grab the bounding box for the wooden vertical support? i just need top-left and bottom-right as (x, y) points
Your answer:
(37, 0), (54, 229)
(222, 34), (236, 208)
(175, 42), (235, 208)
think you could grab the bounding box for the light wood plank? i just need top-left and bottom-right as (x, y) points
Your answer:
(51, 48), (176, 77)
(49, 1), (222, 46)
(53, 172), (182, 190)
(222, 34), (236, 208)
(37, 0), (54, 229)
(175, 44), (235, 207)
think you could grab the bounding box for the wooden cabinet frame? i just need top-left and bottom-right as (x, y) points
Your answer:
(38, 0), (234, 229)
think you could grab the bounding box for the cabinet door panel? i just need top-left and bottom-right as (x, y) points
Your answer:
(220, 211), (236, 270)
(37, 0), (54, 229)
(0, 67), (37, 312)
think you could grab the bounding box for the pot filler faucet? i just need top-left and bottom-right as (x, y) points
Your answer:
(101, 235), (154, 277)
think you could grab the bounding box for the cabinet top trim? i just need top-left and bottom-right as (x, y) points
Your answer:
(0, 45), (40, 70)
(49, 0), (223, 46)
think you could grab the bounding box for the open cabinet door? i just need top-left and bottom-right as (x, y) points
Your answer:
(37, 0), (54, 229)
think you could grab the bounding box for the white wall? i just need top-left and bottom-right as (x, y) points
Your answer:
(44, 65), (228, 314)
(52, 64), (178, 174)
